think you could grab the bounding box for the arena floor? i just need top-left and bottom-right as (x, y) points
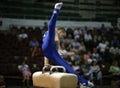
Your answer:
(7, 85), (111, 88)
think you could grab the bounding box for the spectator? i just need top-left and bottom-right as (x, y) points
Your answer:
(80, 61), (92, 80)
(17, 28), (28, 41)
(90, 61), (102, 84)
(29, 37), (39, 49)
(111, 36), (119, 47)
(0, 75), (6, 88)
(74, 51), (81, 63)
(72, 61), (80, 72)
(83, 30), (93, 51)
(97, 40), (107, 55)
(83, 52), (93, 65)
(109, 60), (120, 75)
(74, 28), (81, 40)
(78, 42), (86, 52)
(99, 24), (107, 35)
(109, 46), (119, 60)
(42, 22), (48, 34)
(66, 27), (74, 39)
(62, 33), (74, 45)
(32, 46), (43, 57)
(84, 31), (92, 42)
(109, 60), (120, 88)
(92, 48), (102, 62)
(18, 61), (32, 88)
(71, 38), (80, 49)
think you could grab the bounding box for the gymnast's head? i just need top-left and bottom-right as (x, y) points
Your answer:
(56, 27), (66, 39)
(55, 28), (66, 49)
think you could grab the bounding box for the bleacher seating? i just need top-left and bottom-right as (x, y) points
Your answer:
(0, 0), (120, 22)
(0, 0), (119, 22)
(0, 0), (81, 20)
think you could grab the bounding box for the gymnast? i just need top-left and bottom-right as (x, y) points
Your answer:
(42, 2), (94, 87)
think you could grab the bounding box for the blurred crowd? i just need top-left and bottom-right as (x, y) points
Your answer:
(0, 23), (120, 87)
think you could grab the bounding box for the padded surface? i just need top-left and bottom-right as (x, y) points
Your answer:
(32, 71), (78, 88)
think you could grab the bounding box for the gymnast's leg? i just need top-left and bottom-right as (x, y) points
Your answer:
(42, 3), (62, 51)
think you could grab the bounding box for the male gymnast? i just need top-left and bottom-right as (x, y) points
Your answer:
(42, 2), (94, 87)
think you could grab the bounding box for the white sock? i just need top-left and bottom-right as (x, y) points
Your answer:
(54, 2), (63, 10)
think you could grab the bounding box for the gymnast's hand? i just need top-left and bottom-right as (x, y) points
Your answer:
(54, 2), (63, 10)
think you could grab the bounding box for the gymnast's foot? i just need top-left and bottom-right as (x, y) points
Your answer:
(88, 81), (94, 88)
(54, 2), (63, 10)
(81, 81), (94, 88)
